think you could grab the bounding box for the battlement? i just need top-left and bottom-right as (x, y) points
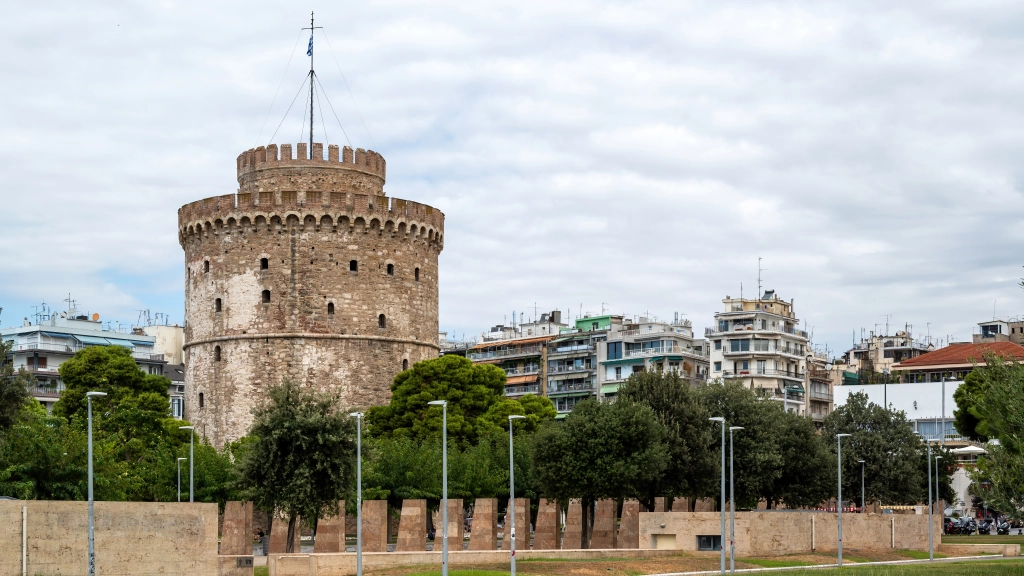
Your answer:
(237, 143), (386, 181)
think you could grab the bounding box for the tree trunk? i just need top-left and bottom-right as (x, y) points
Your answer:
(286, 513), (298, 554)
(581, 498), (591, 549)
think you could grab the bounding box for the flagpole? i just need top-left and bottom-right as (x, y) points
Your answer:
(302, 12), (321, 159)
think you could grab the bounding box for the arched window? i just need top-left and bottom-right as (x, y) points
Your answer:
(415, 267), (420, 281)
(260, 257), (268, 270)
(261, 290), (271, 303)
(387, 263), (394, 276)
(215, 298), (222, 313)
(402, 359), (409, 371)
(198, 392), (204, 409)
(378, 314), (386, 329)
(204, 260), (210, 273)
(214, 346), (221, 361)
(349, 260), (358, 272)
(327, 302), (335, 315)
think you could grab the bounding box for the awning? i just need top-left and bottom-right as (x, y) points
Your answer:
(505, 374), (538, 385)
(548, 373), (590, 382)
(40, 331), (72, 339)
(601, 357), (645, 366)
(105, 339), (136, 348)
(74, 335), (112, 346)
(648, 355), (684, 363)
(601, 383), (621, 395)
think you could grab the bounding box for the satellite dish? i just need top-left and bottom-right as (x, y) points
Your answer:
(92, 313), (100, 321)
(60, 312), (67, 318)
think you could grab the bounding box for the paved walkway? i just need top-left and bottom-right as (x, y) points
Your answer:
(649, 554), (1020, 575)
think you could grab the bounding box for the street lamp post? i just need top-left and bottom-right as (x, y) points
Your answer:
(508, 414), (526, 576)
(935, 456), (943, 524)
(858, 460), (865, 513)
(729, 426), (743, 573)
(349, 412), (364, 576)
(177, 457), (187, 502)
(918, 433), (933, 561)
(709, 416), (726, 574)
(86, 390), (107, 576)
(178, 425), (194, 502)
(428, 400), (449, 576)
(836, 433), (851, 567)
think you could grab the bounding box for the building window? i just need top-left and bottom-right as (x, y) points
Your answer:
(350, 260), (358, 272)
(714, 362), (722, 372)
(260, 257), (269, 270)
(198, 392), (204, 409)
(730, 339), (750, 352)
(262, 290), (271, 303)
(714, 340), (722, 350)
(718, 320), (729, 331)
(215, 298), (222, 312)
(615, 366), (622, 380)
(415, 267), (420, 281)
(171, 397), (183, 418)
(760, 319), (767, 330)
(607, 341), (622, 360)
(214, 346), (221, 361)
(327, 302), (335, 315)
(387, 263), (394, 276)
(204, 260), (210, 273)
(378, 314), (386, 329)
(403, 359), (409, 371)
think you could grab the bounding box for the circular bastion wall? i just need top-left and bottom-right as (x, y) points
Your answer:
(178, 142), (444, 447)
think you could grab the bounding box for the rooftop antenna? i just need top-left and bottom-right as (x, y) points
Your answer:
(994, 298), (998, 320)
(884, 314), (892, 336)
(301, 12), (322, 158)
(601, 302), (608, 315)
(758, 257), (766, 298)
(740, 282), (743, 300)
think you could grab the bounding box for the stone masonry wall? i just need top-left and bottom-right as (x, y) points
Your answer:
(178, 143), (444, 446)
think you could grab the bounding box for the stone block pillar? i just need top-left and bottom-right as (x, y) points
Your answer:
(469, 498), (498, 550)
(362, 500), (388, 552)
(446, 498), (464, 551)
(221, 501), (253, 555)
(617, 500), (640, 549)
(653, 497), (667, 512)
(590, 499), (617, 548)
(314, 500), (345, 553)
(563, 499), (583, 549)
(504, 497), (529, 551)
(269, 513), (301, 553)
(396, 499), (427, 551)
(533, 498), (560, 550)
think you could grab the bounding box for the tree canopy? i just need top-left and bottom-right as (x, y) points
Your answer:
(968, 356), (1024, 520)
(236, 379), (357, 552)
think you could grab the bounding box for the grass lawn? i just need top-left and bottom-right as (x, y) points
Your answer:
(254, 568), (268, 576)
(778, 559), (1024, 575)
(898, 549), (947, 560)
(943, 534), (1024, 545)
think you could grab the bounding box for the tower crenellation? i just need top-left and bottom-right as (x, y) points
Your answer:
(179, 142), (442, 447)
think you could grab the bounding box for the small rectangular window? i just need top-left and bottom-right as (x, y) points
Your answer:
(350, 260), (358, 272)
(714, 340), (722, 350)
(714, 362), (721, 372)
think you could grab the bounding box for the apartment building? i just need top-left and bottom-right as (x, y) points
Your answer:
(546, 315), (615, 415)
(974, 318), (1024, 345)
(806, 353), (833, 426)
(1, 309), (178, 415)
(706, 290), (809, 414)
(598, 315), (709, 401)
(831, 329), (934, 387)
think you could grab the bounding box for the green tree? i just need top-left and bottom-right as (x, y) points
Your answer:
(367, 356), (508, 445)
(237, 379), (357, 553)
(824, 391), (927, 506)
(617, 370), (715, 510)
(0, 401), (88, 499)
(695, 380), (784, 508)
(968, 355), (1024, 519)
(532, 399), (668, 547)
(477, 394), (556, 437)
(763, 409), (833, 509)
(0, 338), (30, 429)
(953, 370), (990, 442)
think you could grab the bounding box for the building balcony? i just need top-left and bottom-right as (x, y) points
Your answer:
(548, 364), (593, 374)
(809, 390), (833, 402)
(547, 382), (596, 395)
(505, 384), (540, 396)
(503, 366), (540, 376)
(468, 345), (544, 361)
(29, 385), (63, 398)
(705, 325), (809, 339)
(547, 344), (595, 356)
(811, 412), (825, 422)
(722, 369), (805, 381)
(13, 342), (82, 354)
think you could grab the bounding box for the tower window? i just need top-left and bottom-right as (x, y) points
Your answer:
(199, 392), (204, 409)
(260, 257), (268, 270)
(214, 346), (221, 361)
(378, 314), (386, 329)
(327, 302), (335, 315)
(350, 260), (358, 272)
(387, 263), (394, 276)
(403, 359), (409, 371)
(415, 267), (420, 281)
(262, 290), (271, 303)
(204, 260), (210, 273)
(215, 298), (222, 313)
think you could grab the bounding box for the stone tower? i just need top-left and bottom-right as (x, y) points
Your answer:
(178, 142), (444, 446)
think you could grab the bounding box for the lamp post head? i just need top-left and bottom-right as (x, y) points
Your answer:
(837, 433), (852, 438)
(177, 457), (187, 462)
(427, 400), (447, 407)
(85, 391), (107, 398)
(349, 412), (364, 418)
(709, 417), (725, 423)
(858, 460), (865, 463)
(935, 456), (943, 460)
(729, 426), (744, 431)
(509, 415), (526, 421)
(179, 425), (194, 431)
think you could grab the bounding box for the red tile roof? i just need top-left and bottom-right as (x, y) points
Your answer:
(893, 341), (1024, 369)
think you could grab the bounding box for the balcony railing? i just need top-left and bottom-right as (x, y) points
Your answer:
(548, 364), (592, 374)
(549, 344), (595, 355)
(469, 346), (544, 360)
(134, 352), (166, 362)
(20, 365), (60, 373)
(14, 342), (81, 353)
(503, 366), (539, 376)
(704, 325), (809, 339)
(547, 382), (596, 395)
(809, 390), (833, 402)
(722, 369), (805, 380)
(29, 385), (63, 398)
(505, 384), (540, 396)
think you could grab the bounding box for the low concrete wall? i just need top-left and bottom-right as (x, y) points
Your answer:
(0, 500), (218, 576)
(639, 511), (941, 555)
(938, 543), (1020, 557)
(267, 549), (682, 576)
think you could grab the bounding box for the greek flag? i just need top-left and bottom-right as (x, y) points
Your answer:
(307, 35), (313, 56)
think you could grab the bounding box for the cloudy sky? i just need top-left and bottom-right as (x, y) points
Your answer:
(2, 0), (1024, 355)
